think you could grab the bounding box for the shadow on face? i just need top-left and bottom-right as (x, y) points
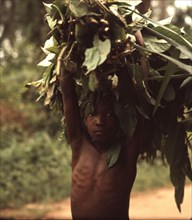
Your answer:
(84, 96), (119, 144)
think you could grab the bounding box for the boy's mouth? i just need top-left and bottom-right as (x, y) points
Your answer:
(94, 129), (105, 135)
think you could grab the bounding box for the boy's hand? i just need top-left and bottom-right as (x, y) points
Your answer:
(57, 58), (77, 93)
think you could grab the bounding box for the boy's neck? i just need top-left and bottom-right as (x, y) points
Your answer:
(92, 141), (110, 153)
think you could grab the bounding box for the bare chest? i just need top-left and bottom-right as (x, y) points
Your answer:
(71, 139), (129, 198)
(70, 138), (136, 219)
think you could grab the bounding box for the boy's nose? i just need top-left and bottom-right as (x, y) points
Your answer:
(95, 115), (104, 126)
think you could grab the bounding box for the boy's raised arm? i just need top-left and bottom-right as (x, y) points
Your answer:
(58, 58), (82, 146)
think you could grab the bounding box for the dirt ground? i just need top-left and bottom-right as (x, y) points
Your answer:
(0, 185), (191, 220)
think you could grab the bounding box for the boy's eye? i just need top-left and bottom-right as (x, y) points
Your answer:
(88, 112), (95, 117)
(106, 112), (113, 117)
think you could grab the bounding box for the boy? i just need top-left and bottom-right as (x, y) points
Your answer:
(59, 55), (141, 220)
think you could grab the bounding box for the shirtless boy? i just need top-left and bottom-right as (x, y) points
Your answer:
(59, 51), (142, 220)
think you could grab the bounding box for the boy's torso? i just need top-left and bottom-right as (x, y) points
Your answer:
(70, 135), (137, 220)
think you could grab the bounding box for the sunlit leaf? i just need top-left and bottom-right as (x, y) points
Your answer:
(157, 16), (173, 26)
(145, 36), (171, 53)
(45, 84), (55, 106)
(88, 71), (99, 91)
(69, 0), (89, 18)
(46, 15), (57, 30)
(38, 59), (52, 67)
(43, 2), (52, 15)
(44, 36), (56, 51)
(83, 35), (111, 74)
(38, 53), (55, 67)
(108, 74), (119, 88)
(126, 9), (192, 57)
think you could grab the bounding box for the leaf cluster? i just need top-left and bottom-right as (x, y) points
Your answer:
(27, 0), (192, 210)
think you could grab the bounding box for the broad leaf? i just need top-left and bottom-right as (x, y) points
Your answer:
(145, 36), (171, 53)
(69, 0), (89, 18)
(114, 103), (137, 137)
(46, 15), (57, 30)
(106, 143), (121, 169)
(162, 84), (175, 101)
(164, 121), (188, 211)
(152, 49), (180, 115)
(83, 35), (111, 74)
(124, 104), (138, 137)
(135, 44), (192, 74)
(153, 25), (192, 51)
(38, 53), (55, 67)
(126, 8), (192, 57)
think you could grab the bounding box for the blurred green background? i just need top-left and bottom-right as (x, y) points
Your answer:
(0, 0), (191, 211)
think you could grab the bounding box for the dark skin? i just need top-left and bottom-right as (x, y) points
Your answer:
(59, 31), (144, 220)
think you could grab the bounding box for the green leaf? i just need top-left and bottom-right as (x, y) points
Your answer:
(114, 103), (137, 137)
(174, 187), (184, 212)
(162, 84), (175, 101)
(37, 53), (55, 67)
(43, 63), (54, 85)
(112, 0), (142, 7)
(126, 8), (192, 57)
(185, 156), (192, 181)
(153, 25), (192, 51)
(144, 25), (192, 59)
(157, 16), (173, 26)
(43, 36), (57, 52)
(43, 2), (52, 15)
(52, 3), (65, 22)
(110, 19), (126, 41)
(106, 143), (121, 169)
(83, 35), (111, 74)
(152, 49), (180, 115)
(164, 121), (189, 212)
(145, 36), (171, 53)
(133, 63), (156, 106)
(134, 43), (191, 84)
(45, 84), (55, 106)
(126, 0), (142, 7)
(179, 76), (192, 89)
(69, 0), (89, 18)
(124, 104), (138, 137)
(46, 15), (57, 30)
(88, 72), (99, 92)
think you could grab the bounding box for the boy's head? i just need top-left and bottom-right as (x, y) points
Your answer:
(84, 94), (119, 144)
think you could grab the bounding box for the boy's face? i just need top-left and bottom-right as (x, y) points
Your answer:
(85, 98), (119, 144)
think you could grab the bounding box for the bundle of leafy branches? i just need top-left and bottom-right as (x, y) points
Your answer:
(28, 0), (192, 211)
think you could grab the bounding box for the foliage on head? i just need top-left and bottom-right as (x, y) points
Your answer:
(27, 0), (192, 210)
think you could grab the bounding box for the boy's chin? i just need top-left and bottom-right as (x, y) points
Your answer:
(91, 135), (113, 145)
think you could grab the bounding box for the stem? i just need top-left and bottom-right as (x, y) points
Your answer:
(145, 74), (192, 81)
